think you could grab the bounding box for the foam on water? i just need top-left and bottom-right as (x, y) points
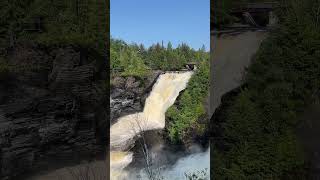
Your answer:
(131, 148), (210, 180)
(110, 71), (194, 180)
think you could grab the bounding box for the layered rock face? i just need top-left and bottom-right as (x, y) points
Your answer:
(0, 43), (107, 179)
(110, 70), (162, 124)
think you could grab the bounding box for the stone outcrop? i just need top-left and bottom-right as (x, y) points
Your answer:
(110, 70), (162, 124)
(0, 43), (107, 180)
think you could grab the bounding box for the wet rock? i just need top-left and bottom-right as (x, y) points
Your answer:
(112, 76), (126, 88)
(110, 71), (163, 123)
(110, 88), (124, 98)
(125, 76), (136, 89)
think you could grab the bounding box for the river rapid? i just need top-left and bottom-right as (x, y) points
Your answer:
(110, 71), (209, 180)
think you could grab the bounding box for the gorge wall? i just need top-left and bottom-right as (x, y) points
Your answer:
(0, 43), (107, 180)
(110, 71), (162, 124)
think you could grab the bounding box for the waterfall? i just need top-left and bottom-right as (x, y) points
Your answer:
(134, 148), (210, 180)
(110, 71), (194, 180)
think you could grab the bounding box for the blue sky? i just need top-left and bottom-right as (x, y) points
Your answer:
(111, 0), (210, 51)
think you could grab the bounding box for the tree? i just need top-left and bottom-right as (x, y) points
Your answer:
(0, 0), (33, 47)
(121, 47), (149, 77)
(110, 37), (209, 74)
(167, 41), (173, 51)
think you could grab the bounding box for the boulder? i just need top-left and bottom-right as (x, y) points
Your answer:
(111, 76), (126, 88)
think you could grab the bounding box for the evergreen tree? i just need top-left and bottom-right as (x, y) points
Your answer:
(110, 37), (209, 75)
(167, 41), (173, 51)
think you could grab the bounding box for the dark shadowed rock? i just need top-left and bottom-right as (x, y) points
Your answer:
(8, 43), (53, 87)
(0, 44), (107, 180)
(110, 71), (163, 124)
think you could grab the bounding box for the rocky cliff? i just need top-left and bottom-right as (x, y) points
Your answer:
(0, 43), (107, 180)
(110, 71), (162, 124)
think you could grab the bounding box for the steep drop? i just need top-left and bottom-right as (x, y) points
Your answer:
(210, 31), (267, 116)
(110, 71), (194, 180)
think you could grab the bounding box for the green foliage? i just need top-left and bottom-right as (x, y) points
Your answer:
(111, 37), (209, 78)
(167, 60), (209, 143)
(120, 49), (150, 77)
(110, 38), (149, 77)
(213, 0), (320, 178)
(0, 0), (108, 53)
(32, 0), (107, 51)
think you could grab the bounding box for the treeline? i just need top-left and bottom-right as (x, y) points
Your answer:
(0, 0), (108, 53)
(0, 0), (108, 84)
(111, 38), (209, 76)
(111, 38), (210, 144)
(213, 0), (320, 179)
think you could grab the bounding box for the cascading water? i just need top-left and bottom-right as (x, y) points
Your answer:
(133, 148), (210, 180)
(110, 71), (194, 180)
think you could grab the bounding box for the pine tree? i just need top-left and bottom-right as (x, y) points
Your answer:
(200, 44), (206, 52)
(167, 41), (173, 51)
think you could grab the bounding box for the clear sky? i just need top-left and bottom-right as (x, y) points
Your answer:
(111, 0), (210, 51)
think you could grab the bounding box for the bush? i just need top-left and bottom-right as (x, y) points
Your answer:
(167, 60), (209, 143)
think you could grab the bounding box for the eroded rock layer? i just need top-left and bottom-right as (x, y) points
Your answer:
(0, 43), (107, 180)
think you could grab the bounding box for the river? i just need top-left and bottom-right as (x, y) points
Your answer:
(110, 71), (210, 180)
(210, 31), (267, 116)
(25, 31), (267, 180)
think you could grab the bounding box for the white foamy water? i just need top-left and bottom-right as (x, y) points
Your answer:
(162, 148), (210, 179)
(110, 71), (194, 180)
(131, 148), (210, 180)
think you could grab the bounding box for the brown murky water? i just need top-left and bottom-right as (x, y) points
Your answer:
(209, 30), (267, 116)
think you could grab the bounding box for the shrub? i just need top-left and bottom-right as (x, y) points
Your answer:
(167, 60), (209, 143)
